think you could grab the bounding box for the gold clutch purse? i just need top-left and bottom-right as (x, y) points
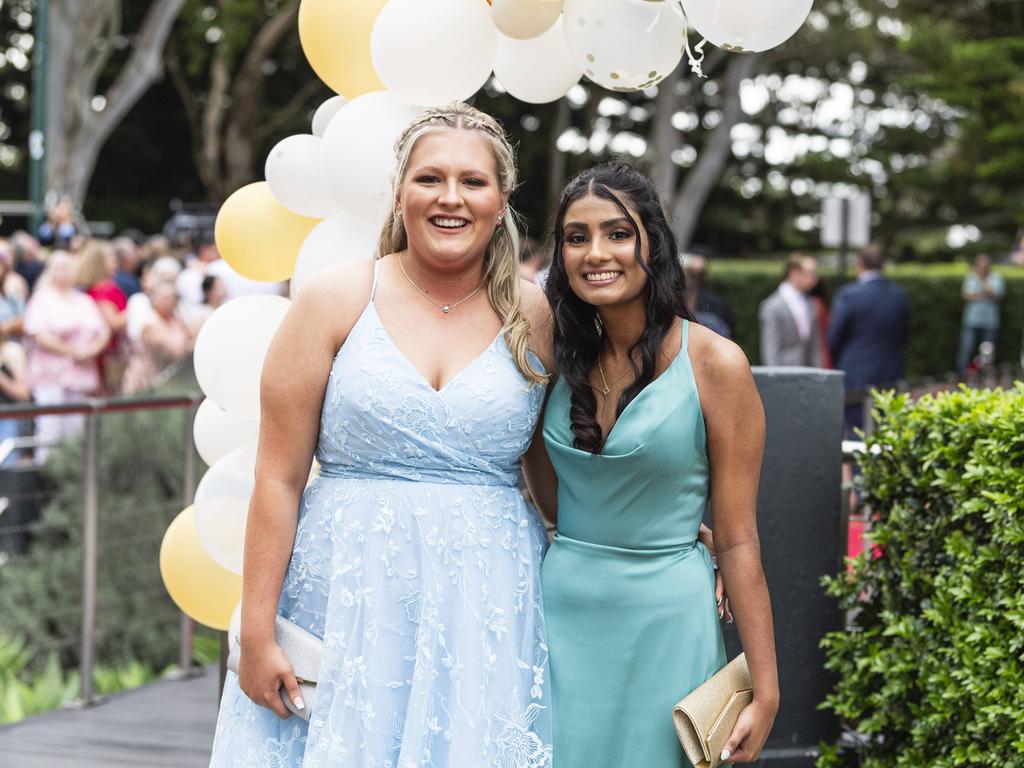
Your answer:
(672, 653), (753, 768)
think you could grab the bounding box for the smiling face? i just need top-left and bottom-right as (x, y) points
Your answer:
(151, 282), (178, 317)
(561, 192), (649, 310)
(397, 128), (505, 268)
(48, 252), (75, 290)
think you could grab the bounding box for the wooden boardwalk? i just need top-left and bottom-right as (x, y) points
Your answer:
(0, 666), (218, 767)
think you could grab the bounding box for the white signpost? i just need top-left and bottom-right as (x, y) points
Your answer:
(821, 192), (871, 280)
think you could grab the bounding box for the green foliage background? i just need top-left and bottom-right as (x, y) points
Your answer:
(705, 262), (1024, 378)
(818, 385), (1024, 766)
(0, 406), (202, 675)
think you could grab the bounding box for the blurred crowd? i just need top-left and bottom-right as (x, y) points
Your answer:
(521, 237), (1010, 435)
(1, 207), (1011, 466)
(0, 225), (283, 465)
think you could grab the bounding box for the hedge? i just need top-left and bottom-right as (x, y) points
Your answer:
(0, 407), (189, 673)
(0, 371), (218, 676)
(818, 385), (1024, 767)
(702, 261), (1024, 379)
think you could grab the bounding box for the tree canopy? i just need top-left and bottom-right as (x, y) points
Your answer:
(0, 0), (1020, 259)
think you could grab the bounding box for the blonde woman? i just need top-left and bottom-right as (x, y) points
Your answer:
(23, 251), (109, 456)
(121, 282), (192, 394)
(75, 239), (128, 393)
(210, 104), (554, 767)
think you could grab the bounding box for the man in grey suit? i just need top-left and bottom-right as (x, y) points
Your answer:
(759, 255), (823, 367)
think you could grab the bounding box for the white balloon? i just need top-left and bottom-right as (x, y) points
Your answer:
(265, 134), (344, 219)
(680, 0), (812, 52)
(193, 398), (260, 467)
(564, 0), (686, 92)
(311, 95), (347, 137)
(492, 0), (561, 40)
(292, 213), (378, 297)
(319, 91), (422, 225)
(194, 448), (319, 574)
(371, 0), (497, 106)
(193, 444), (257, 574)
(193, 295), (291, 419)
(495, 19), (582, 104)
(194, 495), (248, 574)
(195, 443), (257, 506)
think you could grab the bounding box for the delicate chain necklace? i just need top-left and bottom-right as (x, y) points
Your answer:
(596, 356), (633, 397)
(597, 360), (612, 396)
(398, 254), (483, 314)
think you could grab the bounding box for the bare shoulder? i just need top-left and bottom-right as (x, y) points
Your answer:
(289, 259), (376, 349)
(519, 278), (554, 372)
(520, 279), (551, 326)
(687, 322), (759, 406)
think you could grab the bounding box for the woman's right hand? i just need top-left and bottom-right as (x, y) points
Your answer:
(237, 639), (305, 720)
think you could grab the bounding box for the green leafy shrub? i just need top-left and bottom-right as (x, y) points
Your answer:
(705, 261), (1024, 378)
(0, 400), (216, 676)
(0, 634), (198, 723)
(0, 635), (79, 722)
(818, 384), (1024, 767)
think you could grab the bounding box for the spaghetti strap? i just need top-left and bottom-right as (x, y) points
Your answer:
(369, 259), (383, 301)
(680, 317), (690, 352)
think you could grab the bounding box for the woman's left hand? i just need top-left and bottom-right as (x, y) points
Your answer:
(719, 698), (778, 764)
(698, 523), (732, 623)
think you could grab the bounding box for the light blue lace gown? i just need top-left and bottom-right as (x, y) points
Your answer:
(209, 263), (552, 768)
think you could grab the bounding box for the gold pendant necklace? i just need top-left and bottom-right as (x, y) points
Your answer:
(596, 356), (634, 397)
(398, 255), (482, 314)
(597, 360), (612, 396)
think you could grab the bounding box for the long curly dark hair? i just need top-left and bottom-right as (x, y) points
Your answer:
(545, 163), (691, 455)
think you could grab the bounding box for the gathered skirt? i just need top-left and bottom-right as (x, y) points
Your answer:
(209, 475), (553, 768)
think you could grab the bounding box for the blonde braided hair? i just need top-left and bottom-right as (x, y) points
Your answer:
(377, 103), (546, 386)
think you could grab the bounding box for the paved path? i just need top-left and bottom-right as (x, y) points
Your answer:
(0, 666), (218, 767)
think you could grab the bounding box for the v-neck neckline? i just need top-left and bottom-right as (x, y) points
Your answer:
(369, 302), (502, 395)
(587, 319), (689, 449)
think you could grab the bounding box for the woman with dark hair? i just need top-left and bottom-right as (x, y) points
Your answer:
(535, 164), (778, 766)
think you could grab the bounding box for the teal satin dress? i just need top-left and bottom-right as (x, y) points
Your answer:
(541, 320), (726, 767)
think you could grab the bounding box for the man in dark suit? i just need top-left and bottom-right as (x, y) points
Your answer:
(828, 244), (910, 434)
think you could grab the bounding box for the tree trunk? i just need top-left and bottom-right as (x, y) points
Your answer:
(44, 0), (185, 211)
(167, 0), (305, 203)
(651, 68), (684, 207)
(222, 1), (300, 198)
(650, 49), (728, 211)
(546, 97), (571, 217)
(670, 53), (759, 251)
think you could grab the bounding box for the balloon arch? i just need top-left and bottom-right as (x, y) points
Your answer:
(159, 0), (814, 630)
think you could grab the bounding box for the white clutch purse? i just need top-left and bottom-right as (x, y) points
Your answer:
(227, 615), (322, 721)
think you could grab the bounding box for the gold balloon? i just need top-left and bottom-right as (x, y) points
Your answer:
(299, 0), (388, 97)
(214, 182), (319, 283)
(159, 506), (243, 631)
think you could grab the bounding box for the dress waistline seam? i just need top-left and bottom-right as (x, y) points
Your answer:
(314, 471), (518, 489)
(552, 532), (700, 556)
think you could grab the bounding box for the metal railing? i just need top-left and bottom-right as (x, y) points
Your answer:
(0, 392), (203, 707)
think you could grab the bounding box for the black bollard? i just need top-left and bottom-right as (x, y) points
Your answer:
(717, 367), (845, 767)
(0, 464), (44, 555)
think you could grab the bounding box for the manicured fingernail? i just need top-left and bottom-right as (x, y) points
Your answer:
(294, 696), (305, 710)
(721, 748), (732, 761)
(717, 595), (723, 605)
(718, 608), (724, 619)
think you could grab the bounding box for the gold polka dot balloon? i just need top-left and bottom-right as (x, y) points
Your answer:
(679, 0), (813, 53)
(563, 0), (687, 92)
